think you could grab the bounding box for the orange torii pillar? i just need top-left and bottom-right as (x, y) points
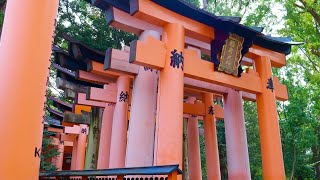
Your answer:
(125, 30), (160, 167)
(153, 23), (184, 170)
(109, 76), (130, 168)
(97, 102), (115, 169)
(186, 97), (202, 180)
(223, 89), (251, 180)
(71, 137), (78, 170)
(0, 0), (58, 179)
(65, 124), (88, 170)
(203, 93), (221, 180)
(255, 56), (285, 179)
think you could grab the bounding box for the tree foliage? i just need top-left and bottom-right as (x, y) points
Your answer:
(40, 130), (60, 172)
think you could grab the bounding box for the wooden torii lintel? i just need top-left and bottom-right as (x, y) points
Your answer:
(104, 47), (288, 101)
(105, 5), (285, 67)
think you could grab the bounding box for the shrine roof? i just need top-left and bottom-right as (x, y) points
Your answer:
(47, 107), (64, 121)
(53, 63), (103, 88)
(49, 96), (73, 112)
(63, 33), (105, 63)
(88, 0), (302, 55)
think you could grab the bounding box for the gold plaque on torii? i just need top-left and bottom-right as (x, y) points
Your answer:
(218, 34), (244, 76)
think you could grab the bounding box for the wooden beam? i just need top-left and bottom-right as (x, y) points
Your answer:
(130, 36), (262, 94)
(87, 86), (117, 103)
(76, 93), (106, 108)
(183, 103), (224, 119)
(76, 70), (115, 84)
(106, 6), (285, 67)
(88, 60), (134, 79)
(60, 133), (76, 142)
(63, 111), (91, 124)
(130, 0), (214, 43)
(56, 77), (88, 93)
(104, 48), (139, 75)
(248, 45), (286, 67)
(74, 104), (92, 114)
(64, 125), (89, 135)
(46, 127), (64, 134)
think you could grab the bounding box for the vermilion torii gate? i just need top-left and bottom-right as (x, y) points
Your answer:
(0, 0), (301, 180)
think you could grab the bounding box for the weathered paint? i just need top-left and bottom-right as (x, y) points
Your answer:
(126, 30), (160, 167)
(224, 89), (251, 180)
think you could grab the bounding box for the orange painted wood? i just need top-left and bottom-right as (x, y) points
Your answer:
(71, 137), (78, 170)
(107, 45), (288, 101)
(126, 31), (160, 168)
(203, 93), (221, 180)
(186, 97), (202, 180)
(74, 104), (92, 114)
(105, 48), (139, 75)
(224, 89), (251, 180)
(168, 171), (178, 180)
(47, 127), (64, 133)
(153, 24), (184, 174)
(249, 45), (286, 68)
(88, 60), (134, 79)
(130, 36), (166, 69)
(97, 103), (115, 169)
(76, 70), (114, 84)
(130, 38), (262, 93)
(184, 49), (262, 94)
(255, 56), (286, 179)
(77, 93), (106, 108)
(273, 77), (288, 101)
(76, 124), (88, 170)
(63, 141), (73, 147)
(131, 0), (214, 43)
(0, 0), (58, 178)
(183, 103), (205, 116)
(109, 76), (131, 168)
(60, 134), (76, 142)
(108, 6), (283, 67)
(61, 121), (75, 127)
(87, 86), (117, 103)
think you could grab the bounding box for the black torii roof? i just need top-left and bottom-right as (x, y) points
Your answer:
(88, 0), (301, 55)
(49, 96), (74, 112)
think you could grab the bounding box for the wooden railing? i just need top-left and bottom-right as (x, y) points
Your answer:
(39, 165), (182, 180)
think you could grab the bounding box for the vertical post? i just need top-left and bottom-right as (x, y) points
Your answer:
(203, 93), (221, 180)
(55, 141), (65, 171)
(168, 171), (178, 180)
(71, 138), (78, 170)
(76, 124), (88, 170)
(97, 103), (115, 169)
(0, 0), (58, 178)
(223, 89), (251, 180)
(186, 97), (202, 180)
(126, 30), (160, 167)
(153, 23), (185, 170)
(85, 107), (102, 170)
(255, 56), (285, 179)
(109, 76), (130, 168)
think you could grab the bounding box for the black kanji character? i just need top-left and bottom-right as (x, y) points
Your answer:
(119, 91), (129, 102)
(81, 128), (87, 134)
(144, 67), (153, 72)
(208, 106), (214, 115)
(267, 77), (274, 92)
(170, 49), (184, 70)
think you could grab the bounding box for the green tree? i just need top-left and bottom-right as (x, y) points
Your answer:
(40, 130), (60, 172)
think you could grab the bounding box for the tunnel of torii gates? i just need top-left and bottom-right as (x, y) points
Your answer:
(0, 0), (302, 179)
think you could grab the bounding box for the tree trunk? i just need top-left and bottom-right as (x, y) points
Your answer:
(290, 144), (296, 180)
